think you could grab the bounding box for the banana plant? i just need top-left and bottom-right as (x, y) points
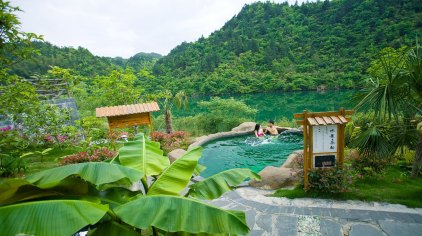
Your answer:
(0, 133), (260, 235)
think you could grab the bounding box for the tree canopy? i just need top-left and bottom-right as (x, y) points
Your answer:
(153, 0), (422, 95)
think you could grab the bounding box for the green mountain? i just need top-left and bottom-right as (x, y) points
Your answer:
(11, 41), (162, 78)
(153, 0), (422, 95)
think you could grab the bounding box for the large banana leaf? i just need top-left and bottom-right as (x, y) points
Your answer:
(147, 147), (202, 196)
(188, 168), (261, 200)
(87, 221), (139, 236)
(0, 179), (60, 206)
(0, 200), (108, 236)
(118, 134), (147, 173)
(146, 139), (170, 176)
(99, 187), (142, 207)
(118, 134), (169, 176)
(114, 195), (249, 235)
(26, 162), (143, 188)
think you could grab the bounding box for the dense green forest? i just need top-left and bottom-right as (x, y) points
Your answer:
(8, 0), (422, 96)
(11, 41), (162, 78)
(154, 0), (422, 94)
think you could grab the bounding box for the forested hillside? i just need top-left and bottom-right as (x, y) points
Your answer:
(11, 41), (162, 78)
(153, 0), (422, 95)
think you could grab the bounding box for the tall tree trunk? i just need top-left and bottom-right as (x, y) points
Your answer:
(411, 132), (422, 178)
(165, 109), (173, 134)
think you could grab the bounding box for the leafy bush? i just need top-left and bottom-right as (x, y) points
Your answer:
(78, 116), (109, 141)
(350, 151), (391, 177)
(308, 167), (353, 193)
(350, 125), (394, 174)
(59, 147), (117, 165)
(0, 154), (26, 177)
(197, 97), (257, 133)
(150, 131), (190, 154)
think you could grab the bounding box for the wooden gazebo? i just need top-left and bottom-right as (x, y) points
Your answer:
(96, 102), (160, 131)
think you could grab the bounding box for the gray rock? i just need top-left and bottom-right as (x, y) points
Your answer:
(283, 150), (303, 168)
(349, 224), (384, 236)
(167, 149), (186, 163)
(282, 128), (303, 134)
(249, 166), (297, 190)
(379, 220), (422, 236)
(231, 122), (256, 132)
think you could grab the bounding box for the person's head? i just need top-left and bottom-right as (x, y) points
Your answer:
(254, 123), (261, 131)
(268, 120), (274, 127)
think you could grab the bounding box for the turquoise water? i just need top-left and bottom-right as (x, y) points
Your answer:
(198, 132), (303, 177)
(172, 90), (358, 122)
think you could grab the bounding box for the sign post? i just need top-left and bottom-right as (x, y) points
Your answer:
(294, 108), (354, 189)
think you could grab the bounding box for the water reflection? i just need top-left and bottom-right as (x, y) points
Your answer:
(169, 90), (357, 122)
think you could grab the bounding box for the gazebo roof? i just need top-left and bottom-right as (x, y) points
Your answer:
(307, 115), (348, 126)
(96, 102), (160, 118)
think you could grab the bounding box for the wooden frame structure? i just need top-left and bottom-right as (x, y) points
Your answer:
(96, 102), (160, 131)
(294, 108), (354, 189)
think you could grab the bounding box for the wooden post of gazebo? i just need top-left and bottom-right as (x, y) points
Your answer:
(293, 108), (354, 189)
(96, 102), (160, 131)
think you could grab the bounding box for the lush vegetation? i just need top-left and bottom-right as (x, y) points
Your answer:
(11, 41), (162, 78)
(0, 134), (261, 235)
(351, 45), (422, 177)
(1, 0), (421, 220)
(5, 0), (422, 98)
(273, 164), (422, 208)
(276, 44), (422, 204)
(153, 97), (257, 136)
(153, 0), (422, 95)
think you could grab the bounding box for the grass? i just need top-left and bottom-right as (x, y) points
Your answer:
(273, 165), (422, 208)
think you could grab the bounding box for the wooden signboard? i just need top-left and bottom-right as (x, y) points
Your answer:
(294, 108), (354, 189)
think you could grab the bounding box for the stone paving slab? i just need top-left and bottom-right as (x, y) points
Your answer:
(349, 224), (385, 236)
(208, 188), (422, 236)
(379, 220), (422, 236)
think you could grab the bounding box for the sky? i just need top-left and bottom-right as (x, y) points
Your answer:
(11, 0), (312, 58)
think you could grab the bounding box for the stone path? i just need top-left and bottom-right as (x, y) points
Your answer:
(207, 187), (422, 236)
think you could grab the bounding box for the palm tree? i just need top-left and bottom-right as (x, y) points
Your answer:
(161, 90), (188, 134)
(406, 44), (422, 177)
(354, 44), (422, 177)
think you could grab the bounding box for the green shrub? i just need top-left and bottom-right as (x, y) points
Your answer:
(308, 167), (353, 193)
(0, 154), (26, 177)
(197, 97), (257, 133)
(78, 116), (109, 141)
(154, 97), (257, 135)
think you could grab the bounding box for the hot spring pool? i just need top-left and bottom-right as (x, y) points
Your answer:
(198, 132), (303, 177)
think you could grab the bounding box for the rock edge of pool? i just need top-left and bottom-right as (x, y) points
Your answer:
(185, 122), (304, 190)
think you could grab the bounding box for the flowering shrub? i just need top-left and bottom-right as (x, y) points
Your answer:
(150, 131), (190, 154)
(60, 147), (117, 165)
(0, 125), (12, 132)
(307, 166), (353, 193)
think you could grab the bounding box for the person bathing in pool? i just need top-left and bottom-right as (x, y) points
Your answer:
(254, 123), (265, 138)
(265, 120), (279, 136)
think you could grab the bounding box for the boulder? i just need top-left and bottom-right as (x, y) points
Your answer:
(283, 150), (303, 168)
(249, 166), (297, 190)
(281, 127), (302, 134)
(167, 149), (187, 163)
(231, 122), (256, 132)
